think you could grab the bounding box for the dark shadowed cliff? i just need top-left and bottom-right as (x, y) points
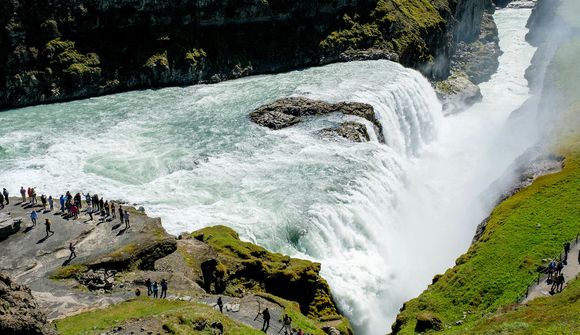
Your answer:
(0, 0), (497, 108)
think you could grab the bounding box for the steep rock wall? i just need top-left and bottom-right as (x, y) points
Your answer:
(0, 0), (496, 108)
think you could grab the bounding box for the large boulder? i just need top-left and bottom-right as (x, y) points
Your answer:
(435, 72), (483, 115)
(250, 97), (384, 142)
(0, 273), (57, 335)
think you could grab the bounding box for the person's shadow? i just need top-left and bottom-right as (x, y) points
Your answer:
(112, 223), (121, 230)
(36, 231), (54, 244)
(22, 226), (34, 234)
(116, 228), (127, 236)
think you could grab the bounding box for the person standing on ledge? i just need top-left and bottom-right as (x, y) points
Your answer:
(0, 191), (4, 209)
(124, 210), (130, 229)
(111, 202), (116, 219)
(2, 188), (8, 205)
(118, 205), (124, 224)
(44, 218), (53, 237)
(145, 278), (152, 296)
(30, 210), (38, 226)
(160, 278), (168, 298)
(152, 281), (159, 298)
(20, 186), (26, 203)
(48, 195), (54, 211)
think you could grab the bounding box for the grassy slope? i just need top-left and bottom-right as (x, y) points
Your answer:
(54, 297), (263, 335)
(459, 277), (580, 334)
(393, 5), (580, 331)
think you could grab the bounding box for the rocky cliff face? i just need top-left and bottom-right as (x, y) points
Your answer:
(1, 0), (497, 108)
(0, 273), (57, 335)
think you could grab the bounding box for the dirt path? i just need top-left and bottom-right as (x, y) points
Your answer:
(522, 240), (580, 303)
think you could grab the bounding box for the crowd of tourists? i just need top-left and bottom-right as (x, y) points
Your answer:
(546, 242), (577, 294)
(5, 186), (134, 230)
(143, 278), (169, 299)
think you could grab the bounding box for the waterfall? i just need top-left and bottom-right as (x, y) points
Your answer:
(0, 8), (536, 335)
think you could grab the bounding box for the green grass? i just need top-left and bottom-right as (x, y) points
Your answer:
(457, 277), (580, 334)
(54, 297), (263, 335)
(50, 264), (88, 279)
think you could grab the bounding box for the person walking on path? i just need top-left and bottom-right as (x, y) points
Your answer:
(564, 242), (571, 263)
(124, 210), (130, 229)
(2, 188), (8, 205)
(40, 194), (47, 210)
(30, 210), (38, 226)
(20, 187), (26, 203)
(48, 196), (54, 211)
(217, 297), (223, 313)
(152, 281), (159, 298)
(145, 278), (152, 296)
(261, 307), (270, 332)
(160, 279), (168, 298)
(44, 219), (53, 237)
(282, 314), (292, 335)
(69, 242), (77, 259)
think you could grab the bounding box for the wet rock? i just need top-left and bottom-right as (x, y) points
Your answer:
(250, 97), (384, 142)
(435, 72), (483, 115)
(320, 122), (370, 142)
(0, 273), (57, 335)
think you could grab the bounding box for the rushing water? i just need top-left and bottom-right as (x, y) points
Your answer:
(0, 7), (535, 335)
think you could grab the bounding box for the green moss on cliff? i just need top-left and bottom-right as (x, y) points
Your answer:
(191, 226), (341, 319)
(144, 51), (169, 68)
(45, 38), (101, 78)
(320, 0), (448, 64)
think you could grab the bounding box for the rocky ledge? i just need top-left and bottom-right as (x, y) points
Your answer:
(250, 97), (384, 143)
(0, 198), (351, 334)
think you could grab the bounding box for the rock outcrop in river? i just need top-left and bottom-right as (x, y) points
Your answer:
(0, 0), (499, 108)
(250, 97), (383, 143)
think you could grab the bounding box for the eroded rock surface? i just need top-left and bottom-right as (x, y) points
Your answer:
(0, 273), (57, 335)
